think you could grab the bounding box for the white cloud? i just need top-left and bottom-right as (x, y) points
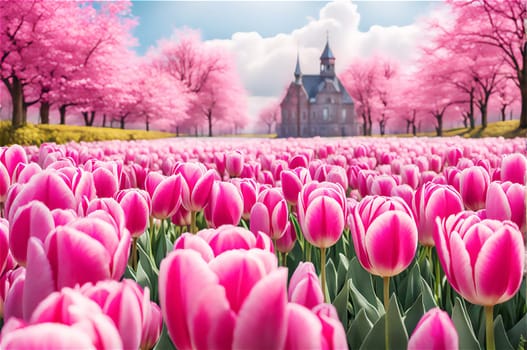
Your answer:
(206, 0), (440, 132)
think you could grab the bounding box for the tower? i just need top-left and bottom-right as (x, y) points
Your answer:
(320, 35), (335, 77)
(294, 51), (302, 84)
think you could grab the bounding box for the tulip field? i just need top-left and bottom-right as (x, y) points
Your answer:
(0, 136), (525, 349)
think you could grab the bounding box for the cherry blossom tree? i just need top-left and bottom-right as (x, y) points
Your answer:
(445, 0), (527, 129)
(152, 29), (248, 136)
(258, 101), (280, 134)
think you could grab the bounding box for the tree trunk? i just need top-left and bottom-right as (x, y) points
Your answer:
(176, 126), (180, 137)
(83, 111), (96, 126)
(39, 101), (50, 124)
(406, 120), (410, 134)
(520, 77), (527, 128)
(379, 120), (385, 136)
(59, 105), (67, 125)
(479, 100), (488, 129)
(145, 117), (149, 131)
(469, 90), (475, 129)
(462, 113), (468, 128)
(102, 114), (107, 127)
(195, 126), (198, 137)
(500, 105), (506, 122)
(361, 112), (368, 136)
(11, 76), (24, 128)
(120, 116), (125, 129)
(412, 123), (416, 136)
(207, 110), (213, 137)
(267, 124), (271, 134)
(435, 114), (443, 137)
(367, 112), (373, 136)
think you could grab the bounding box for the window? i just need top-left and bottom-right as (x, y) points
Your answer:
(323, 108), (328, 120)
(302, 112), (307, 120)
(321, 65), (325, 72)
(341, 109), (346, 121)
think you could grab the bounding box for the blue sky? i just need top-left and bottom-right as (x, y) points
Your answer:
(131, 1), (437, 54)
(129, 1), (441, 131)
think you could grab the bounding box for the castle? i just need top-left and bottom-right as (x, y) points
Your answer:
(277, 39), (358, 137)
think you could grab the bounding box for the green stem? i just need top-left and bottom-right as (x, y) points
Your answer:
(383, 276), (390, 350)
(149, 216), (154, 255)
(433, 248), (442, 303)
(131, 236), (138, 271)
(306, 241), (312, 263)
(190, 211), (197, 234)
(485, 305), (495, 350)
(281, 252), (287, 267)
(320, 247), (327, 303)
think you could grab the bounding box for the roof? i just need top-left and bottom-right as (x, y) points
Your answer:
(320, 41), (335, 60)
(301, 75), (354, 104)
(294, 53), (302, 77)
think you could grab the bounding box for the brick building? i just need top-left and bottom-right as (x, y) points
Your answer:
(277, 39), (358, 137)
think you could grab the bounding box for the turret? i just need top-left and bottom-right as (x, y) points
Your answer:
(320, 36), (335, 77)
(294, 52), (302, 84)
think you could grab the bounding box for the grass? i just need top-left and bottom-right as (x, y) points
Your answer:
(408, 120), (527, 139)
(0, 121), (175, 146)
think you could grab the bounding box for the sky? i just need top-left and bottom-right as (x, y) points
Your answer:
(130, 0), (443, 132)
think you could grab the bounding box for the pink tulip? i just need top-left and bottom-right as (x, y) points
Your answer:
(92, 167), (119, 198)
(6, 171), (76, 221)
(9, 201), (55, 266)
(297, 182), (346, 248)
(501, 153), (527, 185)
(434, 212), (524, 306)
(412, 183), (463, 246)
(144, 171), (164, 199)
(0, 219), (9, 274)
(151, 174), (184, 219)
(231, 178), (259, 220)
(174, 162), (215, 212)
(0, 163), (9, 203)
(390, 184), (414, 209)
(276, 223), (297, 254)
(171, 204), (192, 226)
(250, 187), (289, 240)
(21, 213), (130, 318)
(281, 167), (311, 205)
(0, 145), (28, 180)
(349, 196), (418, 277)
(81, 279), (162, 350)
(159, 248), (347, 350)
(401, 164), (420, 189)
(288, 262), (324, 310)
(116, 189), (150, 237)
(204, 181), (243, 228)
(459, 166), (490, 210)
(486, 181), (525, 232)
(70, 168), (96, 203)
(193, 225), (273, 257)
(14, 288), (123, 349)
(408, 308), (458, 350)
(225, 151), (244, 177)
(370, 175), (398, 196)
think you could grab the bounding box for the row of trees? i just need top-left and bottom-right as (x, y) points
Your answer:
(260, 0), (526, 136)
(0, 1), (248, 135)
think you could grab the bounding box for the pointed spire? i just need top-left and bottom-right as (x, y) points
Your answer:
(320, 33), (335, 60)
(294, 51), (302, 84)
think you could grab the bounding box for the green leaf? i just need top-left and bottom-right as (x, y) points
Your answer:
(136, 243), (159, 302)
(359, 294), (408, 350)
(155, 230), (168, 268)
(404, 294), (425, 337)
(494, 315), (514, 350)
(419, 277), (437, 311)
(336, 253), (349, 291)
(452, 297), (480, 350)
(507, 311), (527, 349)
(326, 258), (338, 301)
(153, 322), (176, 350)
(348, 309), (373, 350)
(333, 278), (349, 328)
(401, 263), (421, 311)
(123, 265), (136, 281)
(349, 281), (381, 324)
(349, 258), (378, 307)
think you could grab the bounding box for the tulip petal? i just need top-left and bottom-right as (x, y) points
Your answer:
(232, 268), (288, 350)
(474, 226), (524, 305)
(284, 303), (323, 350)
(158, 250), (218, 350)
(365, 211), (417, 276)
